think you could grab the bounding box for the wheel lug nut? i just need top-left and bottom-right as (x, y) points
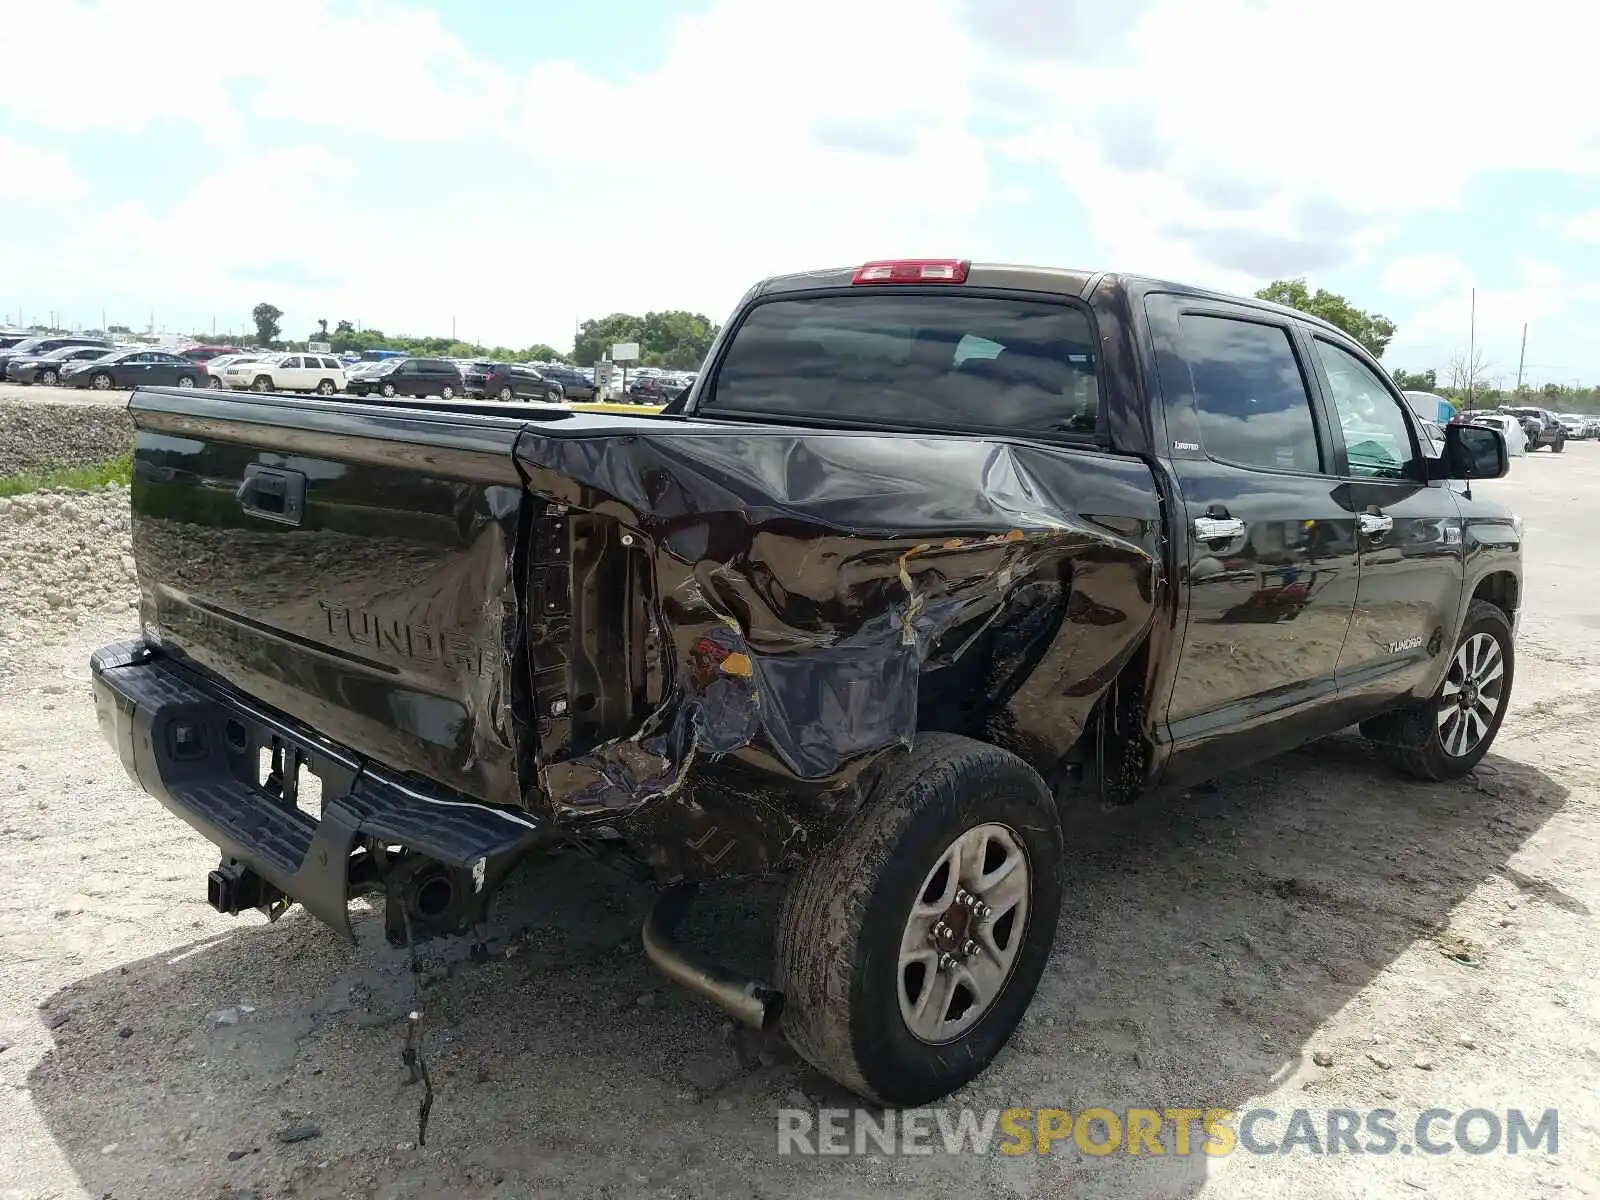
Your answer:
(961, 938), (978, 957)
(938, 952), (958, 972)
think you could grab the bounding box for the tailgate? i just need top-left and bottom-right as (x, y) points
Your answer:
(128, 387), (532, 807)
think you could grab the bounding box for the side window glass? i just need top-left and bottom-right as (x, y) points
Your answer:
(1314, 339), (1416, 479)
(1177, 315), (1323, 472)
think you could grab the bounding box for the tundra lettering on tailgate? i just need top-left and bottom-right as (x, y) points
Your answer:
(318, 600), (486, 677)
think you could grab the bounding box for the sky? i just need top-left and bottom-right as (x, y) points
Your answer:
(1, 0), (1597, 385)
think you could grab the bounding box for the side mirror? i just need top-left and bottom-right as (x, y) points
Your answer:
(1432, 423), (1509, 481)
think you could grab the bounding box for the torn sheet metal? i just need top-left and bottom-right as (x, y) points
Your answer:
(513, 422), (1165, 874)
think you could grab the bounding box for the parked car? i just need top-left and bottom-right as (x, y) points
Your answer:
(4, 343), (113, 385)
(59, 346), (207, 390)
(462, 360), (563, 402)
(0, 334), (112, 380)
(1555, 413), (1590, 440)
(1469, 413), (1528, 456)
(180, 344), (241, 363)
(199, 353), (269, 389)
(1501, 406), (1565, 451)
(627, 373), (678, 401)
(343, 356), (463, 399)
(91, 260), (1521, 1110)
(533, 363), (598, 400)
(220, 353), (346, 394)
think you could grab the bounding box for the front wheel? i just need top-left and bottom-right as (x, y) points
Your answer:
(379, 382), (397, 398)
(251, 375), (273, 393)
(90, 372), (113, 390)
(775, 733), (1062, 1106)
(1552, 438), (1565, 453)
(1361, 600), (1514, 780)
(497, 385), (513, 402)
(544, 385), (563, 403)
(207, 376), (223, 389)
(440, 384), (455, 400)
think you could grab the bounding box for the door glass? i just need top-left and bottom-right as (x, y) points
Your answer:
(1176, 315), (1323, 473)
(1314, 339), (1416, 479)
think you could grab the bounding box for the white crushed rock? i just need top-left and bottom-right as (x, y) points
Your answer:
(0, 484), (137, 671)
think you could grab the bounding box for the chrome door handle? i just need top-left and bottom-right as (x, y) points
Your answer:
(1193, 515), (1246, 541)
(1359, 513), (1394, 538)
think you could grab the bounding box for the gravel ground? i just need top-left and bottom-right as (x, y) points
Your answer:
(2, 448), (1598, 1199)
(0, 398), (134, 476)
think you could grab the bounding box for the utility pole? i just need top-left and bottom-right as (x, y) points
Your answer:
(1514, 323), (1527, 394)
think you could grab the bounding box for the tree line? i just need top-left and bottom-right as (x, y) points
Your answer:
(247, 302), (719, 369)
(1253, 281), (1600, 413)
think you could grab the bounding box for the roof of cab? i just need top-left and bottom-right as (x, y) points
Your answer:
(750, 262), (1352, 343)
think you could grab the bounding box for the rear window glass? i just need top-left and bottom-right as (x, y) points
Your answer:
(704, 294), (1100, 434)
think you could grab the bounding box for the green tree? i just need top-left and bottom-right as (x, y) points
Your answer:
(334, 319), (355, 336)
(1254, 279), (1397, 359)
(520, 343), (567, 363)
(1391, 367), (1437, 392)
(573, 313), (645, 366)
(252, 302), (283, 346)
(571, 310), (718, 368)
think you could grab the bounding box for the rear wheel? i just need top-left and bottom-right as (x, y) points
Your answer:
(544, 385), (562, 403)
(497, 385), (513, 402)
(776, 733), (1062, 1106)
(1361, 600), (1514, 780)
(40, 369), (58, 386)
(251, 375), (273, 392)
(1552, 438), (1565, 453)
(176, 375), (196, 388)
(315, 379), (336, 396)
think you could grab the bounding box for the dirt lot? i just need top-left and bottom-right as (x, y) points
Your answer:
(2, 444), (1598, 1200)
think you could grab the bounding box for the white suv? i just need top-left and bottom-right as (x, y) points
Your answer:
(222, 353), (346, 394)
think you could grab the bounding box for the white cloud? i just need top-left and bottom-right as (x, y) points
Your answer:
(979, 0), (1600, 281)
(1382, 253), (1475, 301)
(0, 138), (87, 204)
(1, 0), (1598, 360)
(1567, 211), (1600, 243)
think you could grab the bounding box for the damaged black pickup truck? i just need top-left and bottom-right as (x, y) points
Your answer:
(92, 261), (1522, 1106)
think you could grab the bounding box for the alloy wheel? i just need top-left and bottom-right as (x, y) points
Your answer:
(1438, 632), (1506, 757)
(897, 822), (1031, 1044)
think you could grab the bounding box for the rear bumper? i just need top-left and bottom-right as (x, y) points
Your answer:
(91, 638), (545, 940)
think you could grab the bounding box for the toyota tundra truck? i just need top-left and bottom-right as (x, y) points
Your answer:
(91, 261), (1522, 1106)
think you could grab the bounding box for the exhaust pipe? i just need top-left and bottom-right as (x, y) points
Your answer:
(642, 884), (784, 1032)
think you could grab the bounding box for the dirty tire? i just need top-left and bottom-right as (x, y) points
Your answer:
(316, 379), (336, 395)
(1552, 438), (1565, 453)
(1361, 599), (1514, 781)
(775, 733), (1062, 1106)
